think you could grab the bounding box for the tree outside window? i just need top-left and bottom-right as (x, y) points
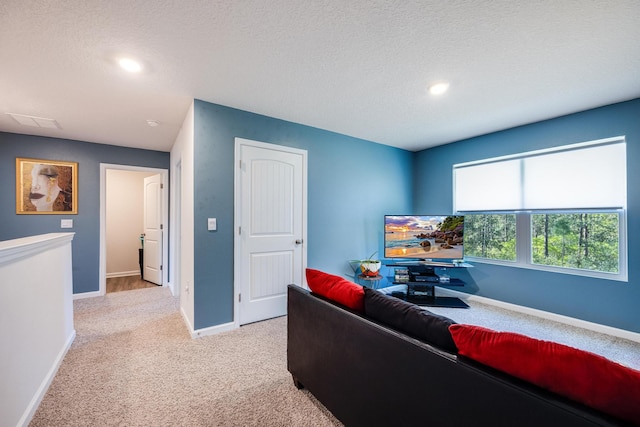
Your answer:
(531, 213), (619, 273)
(464, 214), (516, 261)
(465, 212), (620, 275)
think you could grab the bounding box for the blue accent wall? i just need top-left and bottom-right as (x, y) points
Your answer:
(193, 100), (413, 329)
(413, 98), (640, 332)
(0, 132), (170, 294)
(5, 98), (635, 333)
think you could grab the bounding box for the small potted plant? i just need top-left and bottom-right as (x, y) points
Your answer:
(360, 251), (381, 277)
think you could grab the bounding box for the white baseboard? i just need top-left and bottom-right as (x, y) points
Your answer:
(73, 290), (102, 300)
(180, 307), (194, 335)
(437, 287), (640, 344)
(192, 321), (237, 339)
(18, 329), (76, 427)
(106, 270), (140, 279)
(179, 306), (237, 339)
(167, 281), (177, 297)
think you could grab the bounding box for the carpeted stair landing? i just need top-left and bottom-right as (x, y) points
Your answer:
(30, 287), (341, 427)
(31, 285), (640, 426)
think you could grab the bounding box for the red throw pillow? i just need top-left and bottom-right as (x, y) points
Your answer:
(449, 324), (640, 425)
(306, 268), (364, 312)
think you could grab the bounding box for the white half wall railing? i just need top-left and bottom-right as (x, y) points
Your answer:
(0, 233), (76, 427)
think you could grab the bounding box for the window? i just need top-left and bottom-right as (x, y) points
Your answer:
(454, 137), (627, 281)
(531, 212), (620, 274)
(464, 214), (516, 261)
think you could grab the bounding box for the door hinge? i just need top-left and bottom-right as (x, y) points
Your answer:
(239, 226), (241, 235)
(161, 183), (164, 189)
(160, 265), (163, 271)
(160, 224), (164, 230)
(238, 293), (242, 302)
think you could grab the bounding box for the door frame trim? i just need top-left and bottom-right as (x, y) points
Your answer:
(233, 138), (308, 328)
(99, 163), (169, 296)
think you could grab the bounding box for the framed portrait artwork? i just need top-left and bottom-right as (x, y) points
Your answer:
(16, 158), (78, 214)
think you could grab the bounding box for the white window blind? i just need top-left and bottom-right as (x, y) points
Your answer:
(454, 137), (626, 212)
(454, 159), (521, 211)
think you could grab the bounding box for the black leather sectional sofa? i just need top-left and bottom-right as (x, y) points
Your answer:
(287, 284), (627, 426)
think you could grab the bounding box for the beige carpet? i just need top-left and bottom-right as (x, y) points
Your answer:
(31, 285), (640, 426)
(30, 287), (342, 427)
(428, 299), (640, 371)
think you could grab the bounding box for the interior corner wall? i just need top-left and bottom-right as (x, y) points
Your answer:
(413, 98), (640, 333)
(192, 100), (413, 330)
(170, 101), (195, 329)
(0, 132), (170, 294)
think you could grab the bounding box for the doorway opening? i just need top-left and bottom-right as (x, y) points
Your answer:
(99, 164), (169, 296)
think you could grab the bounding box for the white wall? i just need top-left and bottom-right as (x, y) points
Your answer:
(0, 233), (75, 427)
(171, 101), (195, 331)
(106, 170), (156, 277)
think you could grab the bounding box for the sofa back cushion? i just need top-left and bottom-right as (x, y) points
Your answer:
(363, 287), (457, 352)
(450, 324), (640, 425)
(306, 268), (365, 312)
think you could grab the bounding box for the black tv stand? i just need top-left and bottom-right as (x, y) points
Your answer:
(392, 260), (473, 268)
(388, 264), (469, 308)
(405, 295), (469, 309)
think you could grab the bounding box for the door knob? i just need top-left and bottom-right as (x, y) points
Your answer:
(295, 239), (303, 245)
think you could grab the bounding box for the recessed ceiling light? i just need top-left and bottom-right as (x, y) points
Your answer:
(118, 58), (142, 73)
(428, 82), (450, 96)
(146, 119), (160, 127)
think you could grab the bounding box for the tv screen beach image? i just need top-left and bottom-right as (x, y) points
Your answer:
(384, 215), (464, 260)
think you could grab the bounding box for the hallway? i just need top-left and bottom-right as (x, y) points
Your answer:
(106, 275), (158, 293)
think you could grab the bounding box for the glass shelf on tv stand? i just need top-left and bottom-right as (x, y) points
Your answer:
(389, 281), (469, 308)
(386, 261), (473, 268)
(387, 262), (471, 308)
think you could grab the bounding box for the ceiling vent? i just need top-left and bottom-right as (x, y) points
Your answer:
(6, 113), (62, 129)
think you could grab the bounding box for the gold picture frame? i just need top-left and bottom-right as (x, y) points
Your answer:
(16, 158), (78, 214)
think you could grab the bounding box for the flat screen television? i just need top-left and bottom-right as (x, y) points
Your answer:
(384, 215), (464, 262)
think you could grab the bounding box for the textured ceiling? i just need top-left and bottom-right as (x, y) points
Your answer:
(1, 0), (639, 152)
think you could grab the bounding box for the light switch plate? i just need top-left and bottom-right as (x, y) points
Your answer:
(207, 218), (217, 231)
(61, 219), (73, 229)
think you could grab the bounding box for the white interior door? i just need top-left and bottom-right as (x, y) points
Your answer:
(143, 174), (163, 285)
(237, 139), (306, 325)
